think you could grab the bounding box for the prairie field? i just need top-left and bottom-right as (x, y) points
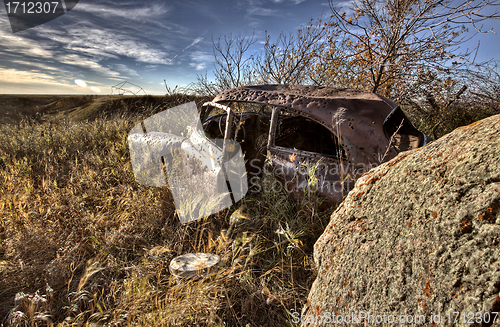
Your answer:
(0, 94), (334, 326)
(2, 0), (499, 323)
(1, 93), (498, 326)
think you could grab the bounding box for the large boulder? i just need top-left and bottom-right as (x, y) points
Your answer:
(302, 114), (500, 326)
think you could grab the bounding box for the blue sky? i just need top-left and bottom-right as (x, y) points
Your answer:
(0, 0), (498, 94)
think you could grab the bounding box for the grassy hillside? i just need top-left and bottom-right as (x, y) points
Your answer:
(0, 94), (205, 124)
(0, 94), (331, 326)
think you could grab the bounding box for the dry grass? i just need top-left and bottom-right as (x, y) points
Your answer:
(404, 98), (500, 140)
(0, 96), (333, 326)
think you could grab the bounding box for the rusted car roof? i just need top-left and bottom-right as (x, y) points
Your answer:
(213, 84), (397, 106)
(213, 85), (397, 117)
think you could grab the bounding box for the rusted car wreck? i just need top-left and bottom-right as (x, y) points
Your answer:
(128, 84), (429, 222)
(201, 85), (429, 205)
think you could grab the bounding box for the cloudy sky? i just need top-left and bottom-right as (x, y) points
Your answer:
(0, 0), (499, 94)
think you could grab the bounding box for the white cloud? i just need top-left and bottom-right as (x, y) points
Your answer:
(272, 0), (306, 3)
(189, 51), (214, 71)
(113, 64), (139, 77)
(57, 54), (121, 77)
(248, 7), (279, 16)
(241, 0), (308, 27)
(0, 30), (55, 59)
(0, 15), (176, 67)
(9, 60), (60, 71)
(0, 68), (63, 85)
(76, 3), (169, 22)
(0, 1), (188, 95)
(0, 68), (95, 95)
(0, 30), (129, 85)
(36, 26), (174, 65)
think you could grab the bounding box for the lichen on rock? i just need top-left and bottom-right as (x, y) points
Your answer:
(302, 114), (500, 326)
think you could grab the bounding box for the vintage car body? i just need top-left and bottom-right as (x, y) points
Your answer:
(128, 85), (429, 223)
(201, 85), (429, 205)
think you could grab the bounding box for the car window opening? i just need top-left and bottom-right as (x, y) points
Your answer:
(275, 114), (346, 159)
(203, 104), (347, 160)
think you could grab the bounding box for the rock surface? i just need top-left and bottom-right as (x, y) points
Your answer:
(302, 114), (500, 326)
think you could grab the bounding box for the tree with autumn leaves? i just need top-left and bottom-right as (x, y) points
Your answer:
(195, 0), (499, 136)
(320, 0), (498, 100)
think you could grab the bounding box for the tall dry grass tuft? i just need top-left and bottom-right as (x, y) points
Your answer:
(0, 98), (333, 326)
